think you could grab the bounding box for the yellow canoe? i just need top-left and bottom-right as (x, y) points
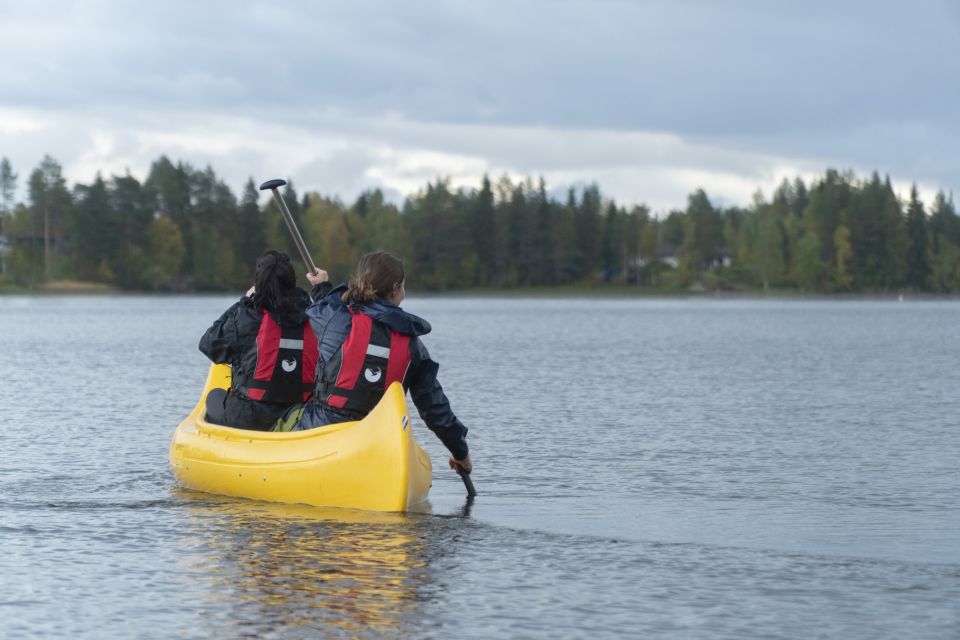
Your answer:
(169, 364), (433, 512)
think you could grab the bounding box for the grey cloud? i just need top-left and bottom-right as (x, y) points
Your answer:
(6, 1), (959, 134)
(293, 146), (387, 201)
(1, 0), (958, 207)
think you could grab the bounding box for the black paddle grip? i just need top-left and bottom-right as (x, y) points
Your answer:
(259, 178), (287, 191)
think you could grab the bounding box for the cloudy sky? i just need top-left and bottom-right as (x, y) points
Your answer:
(1, 0), (958, 212)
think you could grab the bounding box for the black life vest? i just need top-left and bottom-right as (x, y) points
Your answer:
(319, 306), (412, 415)
(236, 310), (318, 403)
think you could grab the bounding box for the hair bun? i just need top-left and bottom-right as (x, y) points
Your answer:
(341, 250), (405, 305)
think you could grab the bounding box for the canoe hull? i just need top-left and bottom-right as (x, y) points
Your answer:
(169, 365), (432, 512)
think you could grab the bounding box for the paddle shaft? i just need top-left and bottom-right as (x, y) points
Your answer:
(458, 467), (477, 498)
(259, 179), (317, 274)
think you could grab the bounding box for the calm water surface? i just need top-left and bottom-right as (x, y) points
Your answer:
(1, 295), (958, 638)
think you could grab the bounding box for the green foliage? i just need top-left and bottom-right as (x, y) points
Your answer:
(1, 154), (958, 294)
(28, 156), (72, 279)
(302, 194), (356, 282)
(236, 179), (268, 270)
(146, 217), (185, 289)
(795, 233), (824, 291)
(72, 175), (115, 281)
(404, 179), (474, 290)
(677, 217), (700, 284)
(736, 194), (786, 290)
(833, 225), (854, 290)
(803, 169), (851, 266)
(930, 239), (960, 292)
(845, 173), (905, 289)
(660, 210), (685, 246)
(686, 189), (723, 271)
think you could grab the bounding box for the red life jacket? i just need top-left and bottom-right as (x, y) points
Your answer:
(237, 311), (318, 403)
(319, 306), (412, 415)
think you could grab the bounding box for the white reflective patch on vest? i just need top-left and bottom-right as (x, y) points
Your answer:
(366, 344), (390, 359)
(279, 338), (304, 350)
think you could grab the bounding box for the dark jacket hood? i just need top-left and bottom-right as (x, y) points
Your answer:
(363, 299), (432, 336)
(328, 284), (432, 336)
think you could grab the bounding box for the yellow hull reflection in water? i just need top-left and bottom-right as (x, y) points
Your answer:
(169, 364), (433, 512)
(177, 492), (435, 636)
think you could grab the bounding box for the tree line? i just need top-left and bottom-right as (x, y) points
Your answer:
(0, 155), (958, 293)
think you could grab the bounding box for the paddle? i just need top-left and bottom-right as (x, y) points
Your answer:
(261, 177), (477, 500)
(259, 178), (317, 274)
(458, 466), (478, 499)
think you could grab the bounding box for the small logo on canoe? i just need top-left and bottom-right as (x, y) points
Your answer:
(364, 367), (383, 383)
(401, 416), (408, 430)
(281, 358), (297, 373)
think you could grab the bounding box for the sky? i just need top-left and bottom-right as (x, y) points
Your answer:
(1, 0), (958, 213)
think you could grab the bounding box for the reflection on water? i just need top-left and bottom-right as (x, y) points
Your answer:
(177, 491), (436, 638)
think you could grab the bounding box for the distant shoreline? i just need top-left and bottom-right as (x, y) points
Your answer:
(0, 280), (117, 294)
(2, 280), (958, 301)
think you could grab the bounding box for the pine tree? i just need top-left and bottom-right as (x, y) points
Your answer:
(109, 172), (153, 288)
(686, 189), (723, 271)
(506, 184), (529, 285)
(576, 184), (602, 279)
(599, 201), (621, 276)
(792, 177), (809, 218)
(530, 178), (554, 285)
(803, 169), (852, 285)
(929, 191), (959, 252)
(237, 178), (268, 269)
(145, 156), (192, 284)
(72, 174), (115, 281)
(28, 156), (72, 280)
(0, 158), (17, 275)
(471, 175), (495, 285)
(755, 203), (786, 289)
(0, 158), (15, 216)
(904, 185), (930, 290)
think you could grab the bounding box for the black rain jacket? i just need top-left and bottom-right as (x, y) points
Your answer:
(198, 288), (313, 392)
(301, 282), (469, 460)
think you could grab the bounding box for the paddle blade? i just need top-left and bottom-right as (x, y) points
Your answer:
(458, 467), (477, 498)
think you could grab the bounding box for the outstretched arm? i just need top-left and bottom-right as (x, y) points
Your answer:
(407, 343), (469, 461)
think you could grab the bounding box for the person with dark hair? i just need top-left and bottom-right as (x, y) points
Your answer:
(199, 250), (327, 430)
(285, 250), (472, 475)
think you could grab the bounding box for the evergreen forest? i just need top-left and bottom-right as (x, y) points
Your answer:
(1, 154), (958, 294)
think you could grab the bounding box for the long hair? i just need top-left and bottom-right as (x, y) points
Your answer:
(342, 250), (405, 305)
(253, 250), (296, 312)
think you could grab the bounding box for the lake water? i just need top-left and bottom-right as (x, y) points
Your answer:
(1, 295), (958, 639)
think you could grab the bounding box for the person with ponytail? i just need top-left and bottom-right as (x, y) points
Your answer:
(286, 250), (472, 475)
(198, 250), (328, 430)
